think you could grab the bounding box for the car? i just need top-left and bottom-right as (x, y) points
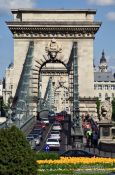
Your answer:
(41, 118), (49, 124)
(60, 149), (99, 157)
(28, 134), (40, 145)
(35, 121), (46, 129)
(50, 130), (61, 136)
(46, 138), (60, 150)
(52, 123), (62, 131)
(26, 136), (36, 149)
(30, 129), (43, 140)
(48, 111), (55, 117)
(30, 131), (42, 138)
(32, 128), (43, 134)
(26, 136), (34, 141)
(49, 131), (61, 141)
(55, 115), (64, 122)
(48, 115), (56, 123)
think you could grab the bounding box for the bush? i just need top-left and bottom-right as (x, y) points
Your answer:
(0, 126), (37, 175)
(36, 151), (59, 160)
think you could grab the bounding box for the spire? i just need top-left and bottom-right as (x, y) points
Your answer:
(100, 50), (106, 64)
(102, 49), (104, 56)
(99, 50), (108, 72)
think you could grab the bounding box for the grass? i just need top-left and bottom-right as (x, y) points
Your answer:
(37, 169), (74, 174)
(37, 167), (115, 175)
(37, 169), (114, 175)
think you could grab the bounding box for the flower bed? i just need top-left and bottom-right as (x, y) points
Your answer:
(37, 157), (115, 175)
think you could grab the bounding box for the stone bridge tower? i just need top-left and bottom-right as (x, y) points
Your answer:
(6, 9), (101, 116)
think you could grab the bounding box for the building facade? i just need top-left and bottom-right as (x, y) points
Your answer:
(3, 63), (13, 104)
(94, 51), (115, 102)
(0, 80), (3, 97)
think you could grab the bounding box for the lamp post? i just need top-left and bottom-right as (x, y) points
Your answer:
(72, 42), (83, 148)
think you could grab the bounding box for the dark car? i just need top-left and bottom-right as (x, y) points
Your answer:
(60, 149), (99, 157)
(30, 128), (43, 140)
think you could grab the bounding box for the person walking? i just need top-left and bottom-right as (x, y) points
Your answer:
(86, 130), (92, 147)
(92, 131), (98, 148)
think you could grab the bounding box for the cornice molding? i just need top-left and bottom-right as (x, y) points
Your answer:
(8, 26), (100, 39)
(7, 21), (101, 39)
(6, 21), (101, 25)
(11, 9), (97, 14)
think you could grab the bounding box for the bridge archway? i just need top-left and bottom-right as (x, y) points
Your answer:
(54, 84), (69, 112)
(34, 56), (69, 113)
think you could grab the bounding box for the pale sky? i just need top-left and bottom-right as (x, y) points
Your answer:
(0, 0), (115, 79)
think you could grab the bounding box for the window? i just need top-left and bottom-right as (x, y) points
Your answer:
(99, 93), (101, 98)
(105, 93), (108, 99)
(94, 85), (97, 90)
(105, 85), (108, 90)
(112, 85), (115, 90)
(112, 93), (114, 98)
(98, 85), (102, 90)
(11, 85), (13, 89)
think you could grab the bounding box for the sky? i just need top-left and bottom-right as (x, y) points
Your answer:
(0, 0), (115, 79)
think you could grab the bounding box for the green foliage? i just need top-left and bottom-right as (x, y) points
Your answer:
(0, 126), (37, 175)
(96, 98), (100, 117)
(0, 98), (9, 117)
(112, 98), (115, 121)
(36, 151), (59, 160)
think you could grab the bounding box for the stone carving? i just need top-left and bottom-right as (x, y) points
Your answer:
(99, 99), (112, 121)
(45, 38), (62, 59)
(58, 76), (66, 86)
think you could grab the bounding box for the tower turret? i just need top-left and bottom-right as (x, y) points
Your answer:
(99, 50), (108, 72)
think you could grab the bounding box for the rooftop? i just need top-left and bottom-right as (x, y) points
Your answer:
(94, 71), (115, 82)
(11, 8), (97, 14)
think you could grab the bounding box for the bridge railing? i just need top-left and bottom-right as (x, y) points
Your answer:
(0, 121), (7, 129)
(20, 115), (36, 135)
(0, 115), (36, 136)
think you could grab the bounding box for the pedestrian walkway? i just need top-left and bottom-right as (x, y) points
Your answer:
(67, 144), (115, 158)
(84, 146), (115, 158)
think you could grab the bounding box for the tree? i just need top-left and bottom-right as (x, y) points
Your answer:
(112, 98), (115, 121)
(96, 98), (100, 117)
(0, 98), (9, 117)
(0, 126), (37, 175)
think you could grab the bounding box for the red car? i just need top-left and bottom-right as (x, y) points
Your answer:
(35, 121), (46, 129)
(55, 115), (64, 122)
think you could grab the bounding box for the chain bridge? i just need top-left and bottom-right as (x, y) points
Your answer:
(1, 9), (101, 146)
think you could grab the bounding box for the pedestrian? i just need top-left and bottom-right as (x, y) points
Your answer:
(86, 130), (92, 147)
(92, 131), (98, 148)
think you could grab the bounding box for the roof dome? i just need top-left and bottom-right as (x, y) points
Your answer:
(99, 50), (108, 72)
(100, 50), (107, 64)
